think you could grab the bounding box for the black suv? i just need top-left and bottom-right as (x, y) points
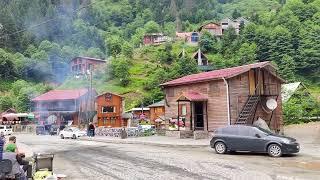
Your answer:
(210, 125), (300, 157)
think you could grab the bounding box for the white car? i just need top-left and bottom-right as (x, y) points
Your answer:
(59, 127), (86, 139)
(0, 125), (13, 135)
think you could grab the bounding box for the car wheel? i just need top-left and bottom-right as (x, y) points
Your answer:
(60, 134), (64, 139)
(73, 134), (77, 139)
(268, 144), (282, 157)
(214, 142), (227, 154)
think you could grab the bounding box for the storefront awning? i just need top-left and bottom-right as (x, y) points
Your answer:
(177, 91), (208, 102)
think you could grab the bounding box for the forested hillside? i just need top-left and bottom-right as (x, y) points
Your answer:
(0, 0), (319, 117)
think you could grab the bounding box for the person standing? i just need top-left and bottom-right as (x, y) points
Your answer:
(89, 122), (95, 137)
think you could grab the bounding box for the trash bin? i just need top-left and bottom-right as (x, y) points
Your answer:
(33, 153), (54, 171)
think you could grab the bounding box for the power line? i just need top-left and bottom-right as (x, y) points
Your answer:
(0, 1), (99, 39)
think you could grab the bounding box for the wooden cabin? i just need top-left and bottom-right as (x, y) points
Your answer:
(148, 100), (165, 124)
(175, 32), (199, 44)
(32, 89), (97, 126)
(95, 92), (125, 127)
(70, 56), (106, 75)
(199, 22), (223, 36)
(161, 61), (285, 138)
(143, 33), (168, 45)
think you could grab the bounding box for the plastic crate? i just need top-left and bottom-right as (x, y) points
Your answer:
(33, 153), (54, 171)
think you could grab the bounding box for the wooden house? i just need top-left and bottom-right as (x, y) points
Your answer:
(148, 100), (165, 124)
(127, 108), (150, 122)
(143, 33), (169, 45)
(95, 92), (125, 127)
(70, 56), (106, 75)
(199, 22), (223, 36)
(161, 61), (285, 138)
(175, 32), (199, 45)
(32, 89), (97, 126)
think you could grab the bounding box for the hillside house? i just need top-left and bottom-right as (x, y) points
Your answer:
(95, 92), (125, 127)
(143, 33), (169, 45)
(199, 22), (223, 36)
(148, 100), (165, 125)
(175, 32), (199, 45)
(70, 56), (106, 75)
(220, 17), (249, 34)
(192, 49), (214, 72)
(32, 89), (97, 126)
(161, 61), (285, 139)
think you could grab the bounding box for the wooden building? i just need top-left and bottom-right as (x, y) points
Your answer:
(175, 32), (199, 45)
(148, 100), (165, 124)
(199, 22), (223, 36)
(95, 92), (125, 127)
(127, 108), (150, 121)
(161, 61), (285, 137)
(32, 89), (97, 126)
(143, 33), (169, 45)
(70, 56), (106, 75)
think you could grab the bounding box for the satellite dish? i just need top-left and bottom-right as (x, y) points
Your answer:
(266, 98), (277, 111)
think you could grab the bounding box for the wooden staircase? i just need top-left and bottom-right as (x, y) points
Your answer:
(235, 95), (260, 125)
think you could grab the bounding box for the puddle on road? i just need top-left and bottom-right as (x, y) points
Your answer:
(282, 161), (320, 171)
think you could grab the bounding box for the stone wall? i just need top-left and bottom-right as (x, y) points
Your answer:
(193, 131), (208, 139)
(165, 130), (181, 138)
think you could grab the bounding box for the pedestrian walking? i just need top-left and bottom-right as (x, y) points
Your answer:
(88, 122), (95, 137)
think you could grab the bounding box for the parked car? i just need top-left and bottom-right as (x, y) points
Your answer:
(59, 127), (86, 139)
(0, 125), (13, 135)
(36, 125), (46, 135)
(210, 125), (300, 157)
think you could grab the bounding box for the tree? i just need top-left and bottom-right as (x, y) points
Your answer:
(232, 9), (242, 19)
(0, 49), (17, 80)
(199, 31), (218, 53)
(144, 21), (161, 33)
(170, 56), (199, 78)
(106, 36), (123, 57)
(0, 95), (13, 111)
(111, 55), (130, 86)
(236, 43), (257, 65)
(278, 55), (296, 82)
(121, 42), (134, 58)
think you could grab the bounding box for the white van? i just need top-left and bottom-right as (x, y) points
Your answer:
(0, 125), (13, 135)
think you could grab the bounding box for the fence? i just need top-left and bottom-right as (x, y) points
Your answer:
(94, 127), (154, 138)
(12, 125), (36, 134)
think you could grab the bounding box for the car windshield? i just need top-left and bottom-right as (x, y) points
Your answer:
(255, 126), (273, 135)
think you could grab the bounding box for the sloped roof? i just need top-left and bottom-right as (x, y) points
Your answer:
(148, 100), (165, 108)
(32, 89), (89, 101)
(71, 56), (106, 63)
(177, 91), (208, 101)
(96, 92), (124, 98)
(281, 82), (306, 103)
(161, 61), (278, 87)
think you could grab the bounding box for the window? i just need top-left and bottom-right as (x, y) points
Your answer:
(181, 105), (187, 116)
(102, 106), (115, 113)
(111, 117), (116, 125)
(103, 117), (108, 125)
(0, 126), (4, 129)
(222, 23), (228, 25)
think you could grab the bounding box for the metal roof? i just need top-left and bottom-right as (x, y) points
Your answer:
(161, 61), (275, 87)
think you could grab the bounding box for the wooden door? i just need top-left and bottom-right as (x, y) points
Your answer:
(249, 70), (256, 95)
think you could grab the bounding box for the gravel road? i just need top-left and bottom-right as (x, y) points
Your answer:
(15, 134), (320, 180)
